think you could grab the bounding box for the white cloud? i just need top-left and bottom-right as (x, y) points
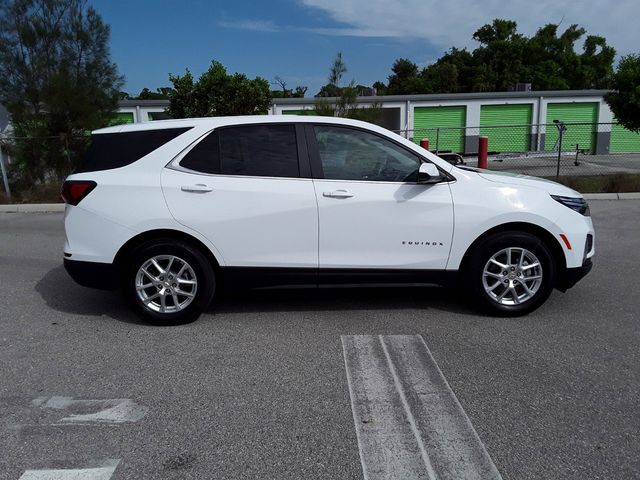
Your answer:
(299, 0), (639, 55)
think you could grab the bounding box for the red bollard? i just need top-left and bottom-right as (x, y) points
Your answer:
(478, 136), (488, 169)
(420, 138), (429, 151)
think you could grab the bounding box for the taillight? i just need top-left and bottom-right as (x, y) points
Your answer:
(61, 180), (97, 205)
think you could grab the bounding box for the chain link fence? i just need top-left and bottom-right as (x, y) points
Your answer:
(1, 123), (639, 202)
(398, 122), (640, 178)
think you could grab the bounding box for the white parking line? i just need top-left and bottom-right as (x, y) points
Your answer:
(19, 460), (120, 480)
(342, 335), (502, 480)
(32, 397), (148, 425)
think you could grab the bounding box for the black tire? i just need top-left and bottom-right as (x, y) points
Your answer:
(124, 239), (216, 325)
(465, 231), (556, 317)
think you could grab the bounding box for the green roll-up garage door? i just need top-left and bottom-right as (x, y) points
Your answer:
(413, 106), (466, 153)
(545, 102), (598, 152)
(480, 104), (532, 152)
(109, 112), (134, 126)
(610, 122), (640, 153)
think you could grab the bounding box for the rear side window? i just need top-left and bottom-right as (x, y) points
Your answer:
(222, 125), (298, 177)
(76, 127), (191, 173)
(179, 124), (299, 178)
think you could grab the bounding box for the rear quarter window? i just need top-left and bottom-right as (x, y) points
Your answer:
(76, 127), (191, 173)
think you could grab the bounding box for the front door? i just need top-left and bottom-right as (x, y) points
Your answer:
(308, 125), (454, 272)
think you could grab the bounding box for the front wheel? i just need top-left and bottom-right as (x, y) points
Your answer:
(124, 240), (216, 325)
(466, 232), (556, 316)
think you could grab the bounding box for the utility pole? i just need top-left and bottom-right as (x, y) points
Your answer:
(0, 143), (11, 201)
(553, 120), (566, 179)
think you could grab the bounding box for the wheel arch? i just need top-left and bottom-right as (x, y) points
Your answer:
(459, 222), (567, 279)
(113, 229), (222, 277)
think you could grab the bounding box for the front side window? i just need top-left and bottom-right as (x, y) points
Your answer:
(313, 126), (421, 182)
(179, 124), (299, 178)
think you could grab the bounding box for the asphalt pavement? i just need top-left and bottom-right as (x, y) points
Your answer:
(0, 200), (639, 479)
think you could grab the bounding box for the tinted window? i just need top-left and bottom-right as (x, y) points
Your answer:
(314, 126), (420, 182)
(220, 125), (299, 178)
(77, 127), (190, 173)
(180, 130), (220, 174)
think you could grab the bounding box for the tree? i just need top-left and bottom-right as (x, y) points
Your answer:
(329, 52), (347, 86)
(473, 19), (519, 44)
(270, 77), (307, 98)
(292, 86), (307, 98)
(422, 48), (473, 93)
(376, 19), (616, 94)
(314, 53), (382, 123)
(386, 58), (425, 95)
(372, 81), (387, 96)
(166, 61), (271, 118)
(315, 52), (348, 97)
(133, 87), (172, 100)
(471, 19), (526, 91)
(605, 54), (640, 132)
(0, 0), (123, 185)
(577, 36), (616, 89)
(522, 23), (587, 90)
(271, 75), (290, 98)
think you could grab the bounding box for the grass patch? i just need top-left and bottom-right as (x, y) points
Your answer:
(543, 174), (640, 193)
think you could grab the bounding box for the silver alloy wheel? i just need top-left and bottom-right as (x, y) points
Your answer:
(135, 255), (198, 314)
(482, 247), (543, 306)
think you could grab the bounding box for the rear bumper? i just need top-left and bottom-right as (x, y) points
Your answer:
(556, 257), (593, 292)
(64, 258), (119, 290)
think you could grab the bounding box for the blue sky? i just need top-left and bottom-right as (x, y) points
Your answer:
(92, 0), (638, 97)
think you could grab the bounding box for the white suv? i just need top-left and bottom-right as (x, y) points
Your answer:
(62, 116), (594, 324)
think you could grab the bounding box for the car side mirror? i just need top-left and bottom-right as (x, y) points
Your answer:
(417, 163), (443, 184)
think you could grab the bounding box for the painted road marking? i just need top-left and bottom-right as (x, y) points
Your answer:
(342, 335), (502, 480)
(32, 397), (148, 425)
(19, 460), (120, 480)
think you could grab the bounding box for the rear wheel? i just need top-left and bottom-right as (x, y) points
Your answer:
(124, 240), (215, 325)
(466, 232), (556, 316)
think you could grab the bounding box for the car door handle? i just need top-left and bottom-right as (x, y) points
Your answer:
(323, 189), (354, 198)
(181, 184), (213, 193)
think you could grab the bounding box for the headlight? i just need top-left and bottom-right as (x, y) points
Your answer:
(551, 195), (590, 216)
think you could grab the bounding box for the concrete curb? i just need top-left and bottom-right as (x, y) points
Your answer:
(0, 203), (65, 213)
(1, 193), (639, 213)
(583, 192), (640, 200)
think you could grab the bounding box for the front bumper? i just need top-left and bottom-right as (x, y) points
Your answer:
(64, 258), (119, 290)
(556, 257), (593, 292)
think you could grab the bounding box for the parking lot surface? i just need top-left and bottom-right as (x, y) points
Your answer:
(0, 200), (639, 479)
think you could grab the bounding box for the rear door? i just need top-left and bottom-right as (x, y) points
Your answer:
(161, 123), (318, 271)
